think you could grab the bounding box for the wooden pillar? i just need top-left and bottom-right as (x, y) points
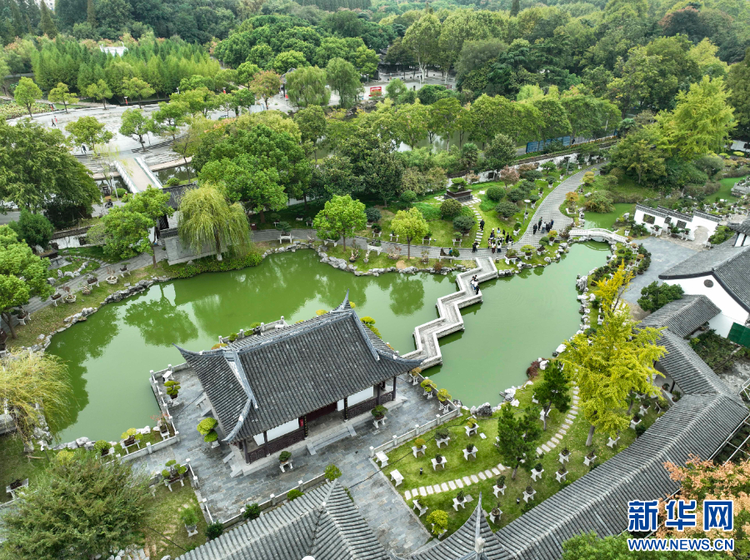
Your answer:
(303, 415), (308, 438)
(392, 376), (397, 400)
(263, 431), (269, 457)
(343, 397), (349, 421)
(375, 383), (381, 405)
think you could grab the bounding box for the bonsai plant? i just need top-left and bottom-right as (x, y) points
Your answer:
(94, 440), (111, 456)
(420, 378), (436, 395)
(506, 248), (518, 259)
(63, 286), (76, 303)
(456, 490), (465, 503)
(436, 389), (451, 403)
(162, 459), (187, 482)
(414, 437), (426, 450)
(561, 448), (570, 457)
(243, 503), (261, 520)
(521, 244), (535, 257)
(164, 380), (180, 400)
(181, 506), (200, 534)
(279, 451), (292, 463)
(533, 462), (543, 473)
(558, 466), (567, 475)
(526, 485), (534, 494)
(106, 268), (118, 285)
(436, 429), (449, 441)
(120, 428), (141, 448)
(371, 405), (387, 420)
(197, 417), (219, 443)
(466, 443), (476, 453)
(496, 475), (506, 489)
(435, 453), (443, 463)
(466, 418), (477, 429)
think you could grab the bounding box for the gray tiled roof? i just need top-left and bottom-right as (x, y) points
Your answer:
(730, 218), (750, 235)
(640, 295), (720, 338)
(659, 240), (750, 311)
(177, 482), (388, 560)
(405, 293), (748, 560)
(177, 299), (421, 441)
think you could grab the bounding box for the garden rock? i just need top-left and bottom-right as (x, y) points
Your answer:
(475, 403), (493, 417)
(47, 277), (56, 285)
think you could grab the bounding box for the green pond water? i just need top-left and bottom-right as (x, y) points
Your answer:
(47, 244), (608, 442)
(583, 203), (634, 230)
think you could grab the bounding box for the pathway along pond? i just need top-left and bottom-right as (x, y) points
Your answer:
(47, 244), (608, 442)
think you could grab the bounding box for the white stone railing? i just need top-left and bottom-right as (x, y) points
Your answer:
(569, 228), (627, 244)
(368, 408), (461, 459)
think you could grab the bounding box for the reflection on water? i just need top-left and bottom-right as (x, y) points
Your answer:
(155, 165), (194, 185)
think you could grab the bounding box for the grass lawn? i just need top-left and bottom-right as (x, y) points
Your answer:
(144, 483), (208, 559)
(52, 256), (100, 277)
(385, 373), (663, 536)
(0, 434), (51, 503)
(709, 177), (744, 204)
(7, 265), (159, 350)
(58, 246), (121, 263)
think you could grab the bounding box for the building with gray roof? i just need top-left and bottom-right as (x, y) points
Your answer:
(177, 294), (422, 463)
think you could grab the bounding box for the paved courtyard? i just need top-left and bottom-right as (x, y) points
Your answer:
(132, 366), (438, 556)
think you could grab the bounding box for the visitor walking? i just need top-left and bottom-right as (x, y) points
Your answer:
(491, 240), (496, 254)
(489, 228), (495, 240)
(533, 225), (537, 235)
(505, 234), (510, 244)
(538, 218), (543, 228)
(472, 241), (478, 253)
(479, 219), (485, 232)
(550, 219), (554, 229)
(51, 118), (56, 127)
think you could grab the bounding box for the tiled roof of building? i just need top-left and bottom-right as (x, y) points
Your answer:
(659, 239), (750, 311)
(640, 295), (720, 338)
(402, 293), (748, 560)
(177, 295), (421, 441)
(729, 218), (750, 236)
(178, 482), (388, 560)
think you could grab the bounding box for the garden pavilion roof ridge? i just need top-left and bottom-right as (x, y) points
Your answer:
(639, 295), (720, 338)
(729, 217), (750, 235)
(177, 481), (389, 560)
(659, 237), (749, 278)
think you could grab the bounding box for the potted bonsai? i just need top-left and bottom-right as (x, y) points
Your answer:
(496, 475), (506, 492)
(490, 505), (502, 522)
(521, 244), (535, 259)
(106, 268), (118, 285)
(526, 485), (535, 497)
(506, 248), (518, 262)
(94, 440), (111, 457)
(162, 459), (187, 484)
(465, 443), (476, 459)
(548, 230), (558, 243)
(456, 490), (465, 504)
(164, 380), (181, 400)
(585, 449), (597, 466)
(63, 286), (76, 304)
(414, 437), (427, 456)
(181, 507), (200, 536)
(532, 462), (544, 478)
(279, 451), (292, 467)
(120, 428), (142, 450)
(421, 378), (437, 397)
(630, 414), (642, 429)
(557, 466), (568, 482)
(371, 405), (387, 421)
(87, 275), (98, 287)
(120, 263), (128, 274)
(409, 367), (422, 385)
(435, 429), (450, 446)
(51, 291), (62, 303)
(434, 453), (444, 465)
(197, 417), (219, 443)
(436, 389), (451, 404)
(559, 448), (570, 463)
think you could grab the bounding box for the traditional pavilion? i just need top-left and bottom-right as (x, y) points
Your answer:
(177, 293), (422, 464)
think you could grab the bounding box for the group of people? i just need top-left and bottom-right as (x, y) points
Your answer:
(533, 218), (554, 235)
(471, 225), (515, 254)
(469, 275), (480, 295)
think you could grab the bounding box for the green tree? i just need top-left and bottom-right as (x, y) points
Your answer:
(271, 50), (308, 75)
(428, 97), (461, 149)
(0, 351), (73, 452)
(0, 226), (53, 339)
(728, 47), (750, 138)
(610, 124), (668, 186)
(1, 452), (152, 560)
(286, 66), (330, 109)
(658, 76), (736, 160)
(396, 101), (429, 149)
(484, 133), (516, 171)
(199, 155), (287, 223)
(231, 90), (255, 116)
(48, 82), (78, 114)
(312, 194), (366, 251)
(8, 209), (53, 249)
(122, 186), (173, 265)
(121, 77), (155, 107)
(119, 108), (153, 152)
(13, 77), (41, 118)
(178, 185), (249, 261)
(39, 1), (57, 38)
(638, 281), (684, 313)
(402, 10), (440, 81)
(65, 116), (113, 150)
(170, 87), (217, 117)
(88, 206), (152, 263)
(237, 62), (261, 87)
(354, 46), (379, 79)
(294, 105), (327, 161)
(391, 207), (428, 259)
(0, 119), (99, 214)
(560, 266), (665, 446)
(86, 0), (95, 27)
(386, 78), (408, 102)
(326, 57), (361, 109)
(510, 0), (520, 17)
(85, 79), (113, 110)
(532, 361), (570, 431)
(496, 403), (542, 479)
(151, 102), (189, 141)
(249, 70), (281, 109)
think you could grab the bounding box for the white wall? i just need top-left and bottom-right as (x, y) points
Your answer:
(337, 386), (374, 411)
(735, 233), (750, 247)
(664, 275), (749, 337)
(252, 418), (300, 446)
(633, 208), (718, 241)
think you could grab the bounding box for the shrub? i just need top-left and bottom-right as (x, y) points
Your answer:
(243, 503), (261, 520)
(371, 405), (387, 418)
(206, 522), (224, 540)
(495, 201), (519, 218)
(548, 230), (558, 239)
(116, 188), (128, 198)
(521, 169), (543, 181)
(437, 388), (451, 402)
(181, 507), (200, 526)
(440, 199), (462, 219)
(93, 440), (111, 454)
(709, 225), (734, 245)
(453, 215), (475, 233)
(400, 190), (417, 205)
(426, 510), (448, 535)
(120, 428), (141, 442)
(539, 236), (549, 246)
(203, 430), (218, 443)
(450, 177), (467, 190)
(486, 186), (505, 202)
(584, 190), (615, 213)
(521, 244), (535, 255)
(279, 451), (292, 462)
(436, 429), (449, 440)
(287, 489), (304, 501)
(635, 424), (647, 438)
(365, 207), (381, 223)
(197, 417), (218, 436)
(637, 282), (684, 312)
(165, 250), (264, 279)
(507, 188), (526, 202)
(421, 378), (437, 392)
(164, 380), (180, 398)
(414, 437), (426, 448)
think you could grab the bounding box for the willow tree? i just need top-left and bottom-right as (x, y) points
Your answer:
(178, 185), (249, 261)
(561, 265), (665, 446)
(0, 351), (74, 452)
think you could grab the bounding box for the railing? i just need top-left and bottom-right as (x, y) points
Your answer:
(221, 472), (329, 527)
(135, 156), (163, 188)
(569, 228), (627, 244)
(369, 408), (461, 458)
(113, 160), (138, 194)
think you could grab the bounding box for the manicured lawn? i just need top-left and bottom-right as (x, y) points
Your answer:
(709, 176), (744, 203)
(591, 176), (657, 203)
(385, 374), (663, 536)
(0, 434), (51, 503)
(144, 483), (208, 559)
(59, 246), (121, 263)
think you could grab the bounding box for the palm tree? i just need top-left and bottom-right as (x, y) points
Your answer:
(0, 351), (74, 452)
(178, 185), (250, 261)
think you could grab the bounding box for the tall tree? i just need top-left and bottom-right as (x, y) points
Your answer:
(532, 361), (571, 431)
(87, 206), (154, 264)
(496, 403), (542, 479)
(0, 226), (54, 339)
(178, 185), (249, 261)
(0, 351), (73, 452)
(119, 108), (153, 152)
(610, 124), (668, 186)
(1, 452), (152, 560)
(294, 105), (327, 161)
(402, 10), (440, 81)
(249, 70), (281, 110)
(484, 133), (516, 171)
(728, 47), (750, 138)
(326, 57), (361, 109)
(48, 83), (78, 114)
(39, 2), (57, 38)
(121, 77), (155, 107)
(560, 265), (665, 446)
(9, 209), (54, 250)
(396, 101), (429, 149)
(510, 0), (520, 17)
(428, 97), (461, 149)
(65, 116), (113, 150)
(286, 66), (330, 109)
(312, 194), (366, 251)
(151, 102), (189, 141)
(391, 207), (428, 259)
(85, 80), (113, 110)
(13, 77), (41, 118)
(86, 0), (96, 27)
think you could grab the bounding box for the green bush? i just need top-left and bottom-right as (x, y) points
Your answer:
(279, 451), (292, 462)
(521, 169), (543, 181)
(453, 215), (475, 233)
(495, 201), (519, 219)
(206, 522), (224, 540)
(180, 507), (200, 526)
(165, 250), (264, 279)
(325, 464), (342, 481)
(287, 489), (304, 501)
(440, 198), (463, 219)
(243, 503), (261, 520)
(203, 431), (218, 443)
(584, 191), (615, 213)
(196, 417), (218, 436)
(165, 177), (181, 187)
(365, 207), (381, 222)
(637, 281), (684, 312)
(709, 225), (734, 245)
(400, 190), (417, 204)
(93, 440), (111, 454)
(486, 186), (505, 202)
(116, 188), (128, 198)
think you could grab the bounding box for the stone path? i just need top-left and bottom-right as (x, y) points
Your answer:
(537, 386), (580, 454)
(517, 166), (602, 248)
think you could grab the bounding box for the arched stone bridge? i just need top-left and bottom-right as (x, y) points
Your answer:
(568, 227), (628, 244)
